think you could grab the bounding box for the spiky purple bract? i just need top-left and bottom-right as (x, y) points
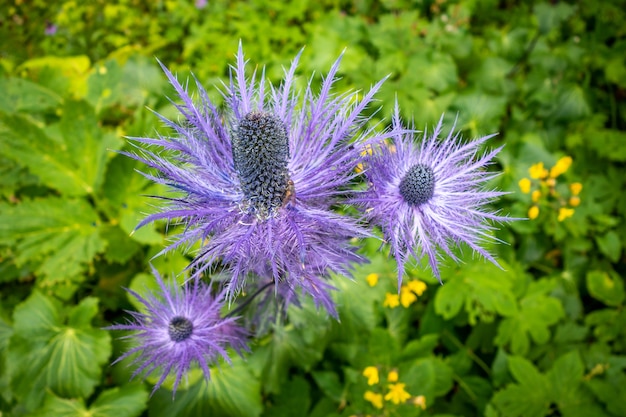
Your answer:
(126, 43), (387, 315)
(357, 109), (511, 287)
(106, 268), (247, 395)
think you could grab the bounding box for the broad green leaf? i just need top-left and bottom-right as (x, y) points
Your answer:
(8, 292), (111, 411)
(435, 261), (518, 324)
(18, 56), (91, 98)
(0, 77), (62, 114)
(404, 356), (454, 401)
(0, 99), (121, 196)
(495, 280), (564, 355)
(149, 359), (262, 417)
(0, 197), (106, 278)
(30, 384), (148, 417)
(311, 371), (342, 403)
(262, 376), (311, 417)
(491, 356), (551, 417)
(100, 225), (141, 264)
(586, 270), (625, 307)
(595, 231), (622, 263)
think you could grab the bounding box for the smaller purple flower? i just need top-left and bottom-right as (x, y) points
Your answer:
(357, 108), (512, 286)
(44, 22), (57, 36)
(195, 0), (208, 9)
(106, 267), (247, 395)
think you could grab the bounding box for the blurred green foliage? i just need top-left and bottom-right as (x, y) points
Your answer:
(1, 0), (625, 416)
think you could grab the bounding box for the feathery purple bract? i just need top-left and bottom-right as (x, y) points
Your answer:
(357, 110), (511, 287)
(126, 44), (387, 315)
(106, 268), (247, 395)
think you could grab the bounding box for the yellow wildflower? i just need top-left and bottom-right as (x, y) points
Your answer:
(385, 383), (411, 405)
(363, 367), (379, 386)
(531, 190), (541, 202)
(366, 273), (379, 287)
(550, 156), (572, 178)
(400, 286), (417, 307)
(518, 178), (531, 194)
(528, 205), (539, 220)
(569, 196), (580, 207)
(570, 182), (583, 195)
(406, 279), (427, 296)
(383, 293), (400, 308)
(529, 162), (548, 179)
(546, 177), (556, 188)
(558, 207), (575, 221)
(413, 395), (427, 410)
(387, 370), (399, 382)
(364, 391), (383, 409)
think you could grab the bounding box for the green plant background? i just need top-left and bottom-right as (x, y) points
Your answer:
(1, 1), (625, 416)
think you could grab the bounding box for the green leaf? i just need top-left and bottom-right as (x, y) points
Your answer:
(311, 371), (343, 403)
(100, 225), (141, 264)
(8, 292), (111, 411)
(30, 384), (148, 417)
(435, 260), (518, 325)
(586, 270), (625, 307)
(491, 356), (551, 417)
(149, 359), (262, 417)
(262, 375), (311, 417)
(0, 197), (106, 278)
(0, 99), (121, 196)
(595, 231), (622, 263)
(404, 356), (454, 401)
(0, 77), (62, 114)
(495, 280), (565, 355)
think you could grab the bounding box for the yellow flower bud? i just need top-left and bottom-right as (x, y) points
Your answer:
(518, 178), (531, 194)
(569, 196), (580, 207)
(550, 156), (572, 178)
(558, 207), (575, 221)
(413, 395), (427, 410)
(529, 162), (548, 179)
(387, 370), (399, 382)
(570, 182), (583, 195)
(366, 273), (379, 287)
(528, 205), (539, 220)
(531, 190), (541, 202)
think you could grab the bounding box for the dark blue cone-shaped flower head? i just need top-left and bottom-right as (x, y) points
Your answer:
(357, 108), (512, 287)
(106, 267), (247, 395)
(126, 43), (387, 315)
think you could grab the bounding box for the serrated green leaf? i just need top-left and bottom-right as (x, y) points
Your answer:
(0, 99), (121, 196)
(586, 270), (625, 307)
(100, 225), (141, 264)
(435, 261), (518, 324)
(0, 197), (106, 278)
(491, 356), (551, 417)
(149, 359), (262, 417)
(0, 77), (62, 114)
(30, 384), (148, 417)
(495, 282), (564, 355)
(8, 291), (111, 410)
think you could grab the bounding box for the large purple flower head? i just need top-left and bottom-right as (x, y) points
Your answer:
(106, 267), (247, 395)
(357, 108), (511, 287)
(127, 43), (386, 315)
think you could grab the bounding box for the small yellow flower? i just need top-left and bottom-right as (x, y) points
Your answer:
(413, 395), (427, 410)
(518, 178), (531, 194)
(546, 177), (556, 188)
(550, 156), (572, 178)
(366, 273), (379, 287)
(529, 162), (548, 179)
(558, 207), (575, 221)
(528, 205), (539, 220)
(385, 383), (411, 405)
(400, 286), (417, 307)
(406, 279), (427, 296)
(383, 293), (400, 308)
(531, 190), (541, 202)
(387, 370), (399, 382)
(569, 196), (581, 207)
(570, 182), (583, 195)
(364, 391), (383, 409)
(363, 367), (379, 386)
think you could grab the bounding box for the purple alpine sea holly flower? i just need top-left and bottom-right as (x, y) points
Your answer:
(357, 107), (511, 287)
(106, 267), (247, 395)
(126, 43), (387, 316)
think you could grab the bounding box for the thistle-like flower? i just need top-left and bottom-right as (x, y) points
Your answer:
(357, 109), (511, 286)
(127, 43), (386, 315)
(106, 268), (247, 395)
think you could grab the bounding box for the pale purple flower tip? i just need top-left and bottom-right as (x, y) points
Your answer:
(124, 43), (388, 316)
(356, 106), (512, 287)
(45, 23), (57, 36)
(106, 267), (247, 395)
